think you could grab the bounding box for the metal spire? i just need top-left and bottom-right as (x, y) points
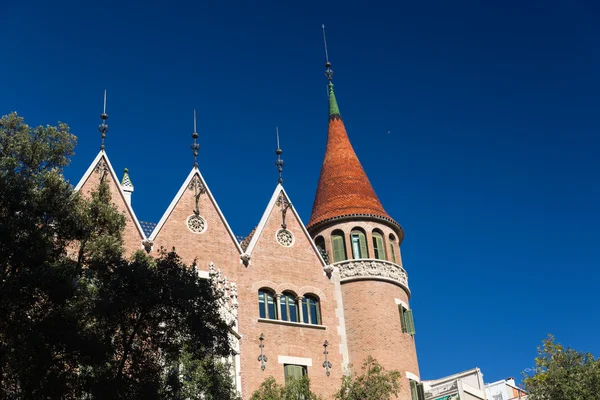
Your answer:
(98, 90), (108, 150)
(191, 109), (199, 168)
(275, 127), (284, 184)
(322, 24), (333, 82)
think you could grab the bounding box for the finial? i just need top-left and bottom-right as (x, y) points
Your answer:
(322, 24), (333, 82)
(191, 109), (199, 168)
(275, 127), (284, 184)
(98, 90), (109, 150)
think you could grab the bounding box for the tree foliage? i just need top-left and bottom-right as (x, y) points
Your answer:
(250, 376), (322, 400)
(0, 113), (239, 399)
(335, 356), (402, 400)
(523, 335), (600, 400)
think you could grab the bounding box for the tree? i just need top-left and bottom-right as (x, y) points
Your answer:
(335, 356), (402, 400)
(0, 113), (239, 399)
(523, 335), (600, 400)
(250, 376), (322, 400)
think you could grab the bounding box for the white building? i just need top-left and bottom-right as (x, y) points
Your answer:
(485, 378), (528, 400)
(422, 368), (487, 400)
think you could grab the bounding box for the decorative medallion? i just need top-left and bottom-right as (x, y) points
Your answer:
(276, 229), (294, 247)
(186, 214), (206, 233)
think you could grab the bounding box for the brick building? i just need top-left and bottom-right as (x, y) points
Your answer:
(75, 61), (421, 399)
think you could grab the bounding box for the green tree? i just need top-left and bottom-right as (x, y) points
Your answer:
(250, 376), (322, 400)
(335, 357), (402, 400)
(523, 335), (600, 400)
(0, 113), (239, 399)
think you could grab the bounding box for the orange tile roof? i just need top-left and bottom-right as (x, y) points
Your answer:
(308, 86), (397, 230)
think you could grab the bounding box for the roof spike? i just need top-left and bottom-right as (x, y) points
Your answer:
(322, 25), (340, 118)
(275, 127), (284, 184)
(191, 109), (199, 168)
(98, 90), (109, 150)
(322, 24), (333, 82)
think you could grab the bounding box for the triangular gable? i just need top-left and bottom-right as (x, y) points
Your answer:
(74, 150), (145, 242)
(245, 184), (326, 266)
(149, 167), (242, 254)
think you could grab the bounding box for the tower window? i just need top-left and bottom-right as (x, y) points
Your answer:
(315, 236), (328, 263)
(280, 292), (299, 323)
(389, 234), (397, 263)
(350, 229), (368, 259)
(399, 304), (416, 335)
(331, 230), (347, 262)
(284, 364), (307, 385)
(258, 289), (277, 320)
(409, 379), (425, 400)
(372, 230), (386, 260)
(301, 295), (321, 325)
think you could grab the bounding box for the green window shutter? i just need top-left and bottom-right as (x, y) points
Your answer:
(417, 383), (426, 400)
(374, 234), (385, 259)
(358, 232), (368, 258)
(410, 380), (418, 400)
(332, 235), (346, 262)
(404, 309), (416, 335)
(284, 364), (293, 385)
(399, 305), (406, 333)
(389, 242), (397, 263)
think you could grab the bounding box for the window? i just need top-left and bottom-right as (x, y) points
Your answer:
(409, 380), (425, 400)
(258, 289), (277, 320)
(315, 236), (328, 263)
(331, 231), (347, 262)
(284, 364), (307, 385)
(372, 230), (386, 260)
(302, 295), (321, 325)
(350, 229), (368, 259)
(399, 304), (416, 335)
(389, 234), (397, 263)
(280, 292), (299, 323)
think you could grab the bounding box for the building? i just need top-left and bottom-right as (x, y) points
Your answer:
(74, 57), (420, 399)
(422, 368), (487, 400)
(485, 378), (528, 400)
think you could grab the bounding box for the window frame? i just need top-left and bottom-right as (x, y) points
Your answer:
(331, 230), (347, 262)
(258, 288), (278, 320)
(280, 291), (299, 323)
(372, 230), (386, 260)
(350, 228), (368, 259)
(284, 364), (308, 386)
(301, 294), (322, 325)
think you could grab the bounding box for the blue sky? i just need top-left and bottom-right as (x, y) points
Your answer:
(2, 0), (599, 386)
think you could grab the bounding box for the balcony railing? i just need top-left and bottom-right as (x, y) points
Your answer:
(329, 258), (409, 293)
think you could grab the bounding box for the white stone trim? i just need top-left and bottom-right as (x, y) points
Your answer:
(74, 150), (145, 242)
(148, 167), (242, 254)
(245, 185), (326, 267)
(406, 371), (420, 382)
(197, 270), (209, 279)
(394, 298), (409, 309)
(278, 355), (312, 367)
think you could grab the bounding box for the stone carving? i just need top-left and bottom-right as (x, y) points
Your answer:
(240, 253), (251, 267)
(186, 214), (206, 233)
(337, 259), (409, 289)
(187, 174), (206, 194)
(94, 158), (108, 180)
(208, 262), (239, 329)
(142, 239), (153, 253)
(276, 229), (293, 247)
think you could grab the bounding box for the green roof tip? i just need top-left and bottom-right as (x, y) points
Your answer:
(328, 83), (340, 117)
(121, 168), (133, 188)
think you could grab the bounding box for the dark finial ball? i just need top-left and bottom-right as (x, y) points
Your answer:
(326, 61), (331, 68)
(100, 113), (108, 120)
(192, 132), (199, 139)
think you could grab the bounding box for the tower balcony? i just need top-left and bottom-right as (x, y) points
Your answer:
(326, 259), (410, 294)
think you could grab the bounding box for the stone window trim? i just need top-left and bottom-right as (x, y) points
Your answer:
(276, 228), (294, 247)
(251, 281), (327, 302)
(406, 371), (420, 383)
(278, 355), (313, 367)
(394, 298), (409, 310)
(258, 317), (327, 330)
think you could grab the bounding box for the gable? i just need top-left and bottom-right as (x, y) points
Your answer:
(246, 186), (326, 278)
(74, 151), (145, 254)
(149, 168), (242, 272)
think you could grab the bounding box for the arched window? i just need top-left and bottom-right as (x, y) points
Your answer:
(350, 228), (368, 259)
(389, 234), (397, 263)
(331, 230), (347, 262)
(258, 289), (277, 320)
(372, 230), (386, 260)
(302, 295), (321, 325)
(280, 291), (299, 323)
(315, 236), (327, 262)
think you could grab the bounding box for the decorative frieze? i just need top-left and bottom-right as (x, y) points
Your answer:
(335, 259), (409, 292)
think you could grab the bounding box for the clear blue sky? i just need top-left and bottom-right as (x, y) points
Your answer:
(2, 0), (599, 386)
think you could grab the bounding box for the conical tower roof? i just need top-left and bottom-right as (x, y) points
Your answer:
(308, 83), (401, 235)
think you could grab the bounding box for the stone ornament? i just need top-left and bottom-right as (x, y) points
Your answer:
(186, 214), (206, 233)
(337, 259), (409, 289)
(276, 229), (294, 247)
(208, 262), (239, 329)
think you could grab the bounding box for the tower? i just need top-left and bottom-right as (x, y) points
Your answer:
(307, 36), (420, 400)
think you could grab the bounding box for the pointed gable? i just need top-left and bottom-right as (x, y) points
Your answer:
(246, 185), (325, 277)
(75, 151), (145, 254)
(150, 168), (242, 271)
